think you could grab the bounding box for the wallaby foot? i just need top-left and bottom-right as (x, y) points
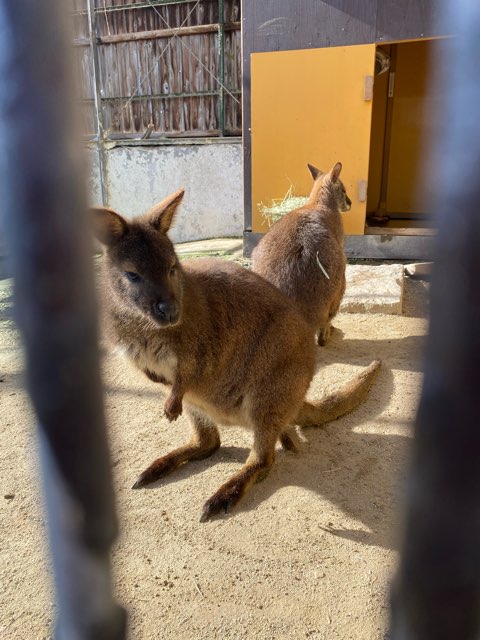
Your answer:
(132, 410), (220, 488)
(200, 461), (272, 522)
(279, 430), (300, 453)
(200, 428), (278, 522)
(317, 323), (332, 346)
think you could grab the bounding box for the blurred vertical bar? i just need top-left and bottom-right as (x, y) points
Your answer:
(0, 1), (126, 639)
(390, 1), (480, 639)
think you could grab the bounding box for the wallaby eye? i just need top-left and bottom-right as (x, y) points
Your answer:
(125, 271), (141, 283)
(170, 264), (177, 276)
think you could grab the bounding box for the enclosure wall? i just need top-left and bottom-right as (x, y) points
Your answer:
(87, 141), (243, 243)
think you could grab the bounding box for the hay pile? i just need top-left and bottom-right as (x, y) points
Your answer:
(259, 186), (308, 225)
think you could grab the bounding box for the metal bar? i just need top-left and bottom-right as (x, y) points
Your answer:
(79, 89), (241, 103)
(74, 21), (241, 46)
(218, 0), (225, 135)
(74, 20), (241, 46)
(73, 0), (196, 16)
(0, 1), (126, 639)
(240, 0), (253, 234)
(87, 0), (108, 206)
(81, 128), (243, 141)
(99, 135), (243, 147)
(389, 1), (480, 638)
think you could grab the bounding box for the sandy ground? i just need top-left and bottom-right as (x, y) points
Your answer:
(0, 270), (429, 639)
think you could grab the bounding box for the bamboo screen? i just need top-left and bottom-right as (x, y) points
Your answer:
(72, 0), (241, 138)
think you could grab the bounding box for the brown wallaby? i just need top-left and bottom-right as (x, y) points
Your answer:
(92, 188), (379, 521)
(252, 162), (351, 346)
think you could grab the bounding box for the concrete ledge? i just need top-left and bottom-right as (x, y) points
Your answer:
(243, 231), (436, 260)
(176, 238), (406, 315)
(341, 264), (404, 314)
(344, 234), (436, 260)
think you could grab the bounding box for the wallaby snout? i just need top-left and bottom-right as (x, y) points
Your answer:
(154, 300), (180, 326)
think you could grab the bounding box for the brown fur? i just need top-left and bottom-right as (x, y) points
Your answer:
(252, 162), (351, 346)
(92, 189), (379, 521)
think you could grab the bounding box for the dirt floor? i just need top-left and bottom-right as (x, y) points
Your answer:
(0, 267), (429, 639)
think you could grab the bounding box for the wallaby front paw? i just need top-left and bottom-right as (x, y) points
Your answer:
(163, 394), (183, 421)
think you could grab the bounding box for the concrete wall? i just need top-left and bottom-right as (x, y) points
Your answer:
(88, 141), (243, 244)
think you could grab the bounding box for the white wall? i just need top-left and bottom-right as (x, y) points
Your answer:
(88, 141), (243, 244)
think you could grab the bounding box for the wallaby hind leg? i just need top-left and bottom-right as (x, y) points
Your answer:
(317, 322), (332, 346)
(316, 309), (332, 346)
(318, 278), (346, 346)
(132, 409), (220, 489)
(280, 428), (300, 453)
(200, 425), (279, 522)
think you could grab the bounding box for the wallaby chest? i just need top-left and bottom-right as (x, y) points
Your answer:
(116, 329), (178, 387)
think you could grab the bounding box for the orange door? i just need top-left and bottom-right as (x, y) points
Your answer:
(251, 44), (376, 235)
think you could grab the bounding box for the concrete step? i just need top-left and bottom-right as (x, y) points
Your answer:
(175, 238), (406, 315)
(342, 264), (404, 315)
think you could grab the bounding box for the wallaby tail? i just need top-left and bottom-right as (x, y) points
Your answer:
(295, 359), (381, 428)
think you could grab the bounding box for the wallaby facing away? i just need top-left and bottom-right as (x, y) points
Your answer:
(252, 162), (351, 346)
(93, 189), (379, 521)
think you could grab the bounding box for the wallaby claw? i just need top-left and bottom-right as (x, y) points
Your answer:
(132, 454), (178, 489)
(131, 474), (146, 490)
(199, 504), (212, 523)
(199, 497), (232, 522)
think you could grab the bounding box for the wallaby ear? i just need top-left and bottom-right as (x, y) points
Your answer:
(328, 162), (343, 183)
(91, 207), (128, 246)
(307, 163), (323, 181)
(145, 188), (185, 233)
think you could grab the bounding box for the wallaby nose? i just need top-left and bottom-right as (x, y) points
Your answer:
(154, 301), (179, 324)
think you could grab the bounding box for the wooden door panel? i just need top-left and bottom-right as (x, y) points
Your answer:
(251, 44), (376, 235)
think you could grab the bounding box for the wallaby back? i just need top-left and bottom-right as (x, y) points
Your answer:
(252, 162), (351, 346)
(93, 188), (379, 520)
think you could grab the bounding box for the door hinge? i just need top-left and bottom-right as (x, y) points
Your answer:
(388, 71), (395, 98)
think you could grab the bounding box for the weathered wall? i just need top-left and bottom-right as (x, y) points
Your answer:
(87, 141), (243, 244)
(73, 0), (242, 138)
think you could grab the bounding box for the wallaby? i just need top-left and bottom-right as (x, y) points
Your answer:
(92, 189), (379, 521)
(252, 162), (351, 346)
